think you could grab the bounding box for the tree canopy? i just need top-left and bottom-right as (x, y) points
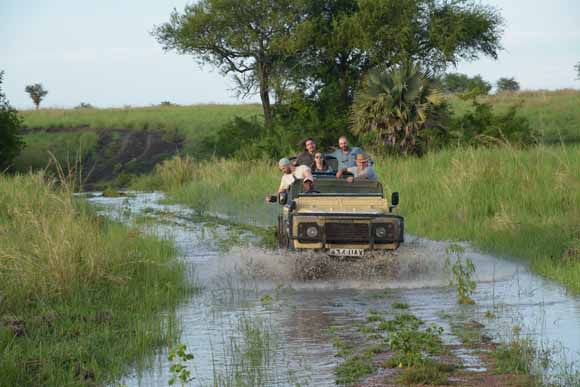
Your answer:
(25, 83), (48, 110)
(441, 73), (491, 95)
(0, 71), (24, 170)
(155, 0), (503, 133)
(496, 77), (520, 93)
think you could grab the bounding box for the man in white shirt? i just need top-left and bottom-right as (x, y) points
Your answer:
(265, 158), (313, 203)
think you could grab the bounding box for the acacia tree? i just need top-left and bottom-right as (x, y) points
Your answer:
(25, 83), (48, 110)
(153, 0), (305, 130)
(496, 77), (520, 92)
(350, 63), (444, 155)
(0, 71), (24, 170)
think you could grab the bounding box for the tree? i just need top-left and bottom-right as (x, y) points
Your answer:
(0, 71), (24, 170)
(575, 61), (580, 80)
(25, 83), (48, 110)
(441, 73), (491, 95)
(350, 62), (444, 155)
(496, 77), (520, 93)
(153, 0), (305, 130)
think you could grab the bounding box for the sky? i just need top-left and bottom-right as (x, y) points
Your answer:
(1, 0), (579, 109)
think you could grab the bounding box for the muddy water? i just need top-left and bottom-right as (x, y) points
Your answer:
(87, 192), (580, 386)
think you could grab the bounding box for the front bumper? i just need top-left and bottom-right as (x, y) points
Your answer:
(289, 213), (404, 251)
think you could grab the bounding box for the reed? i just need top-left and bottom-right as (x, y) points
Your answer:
(0, 172), (190, 386)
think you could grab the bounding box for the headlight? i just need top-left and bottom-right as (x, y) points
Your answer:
(306, 226), (319, 238)
(375, 226), (387, 238)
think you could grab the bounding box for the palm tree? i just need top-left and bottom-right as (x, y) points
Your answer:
(350, 62), (443, 155)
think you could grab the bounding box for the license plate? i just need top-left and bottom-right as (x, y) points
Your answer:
(329, 248), (365, 257)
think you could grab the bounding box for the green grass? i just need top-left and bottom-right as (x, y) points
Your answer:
(12, 131), (98, 172)
(140, 144), (580, 292)
(448, 89), (580, 143)
(20, 104), (262, 152)
(0, 172), (191, 386)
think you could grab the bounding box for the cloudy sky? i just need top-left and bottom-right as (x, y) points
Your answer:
(2, 0), (579, 109)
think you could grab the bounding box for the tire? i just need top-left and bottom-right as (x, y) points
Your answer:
(277, 215), (288, 249)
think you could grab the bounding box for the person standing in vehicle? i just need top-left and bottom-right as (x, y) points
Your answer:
(295, 138), (317, 167)
(336, 153), (376, 183)
(328, 136), (364, 170)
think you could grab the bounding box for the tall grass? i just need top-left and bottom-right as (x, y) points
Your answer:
(141, 144), (580, 291)
(448, 89), (580, 143)
(12, 131), (98, 172)
(132, 156), (280, 225)
(0, 172), (190, 386)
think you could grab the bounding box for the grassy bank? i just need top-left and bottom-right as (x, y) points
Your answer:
(0, 173), (190, 386)
(137, 144), (580, 291)
(448, 89), (580, 143)
(13, 131), (98, 172)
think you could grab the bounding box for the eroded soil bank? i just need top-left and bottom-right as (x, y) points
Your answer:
(87, 192), (580, 386)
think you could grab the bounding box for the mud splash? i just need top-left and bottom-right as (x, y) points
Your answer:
(86, 192), (580, 386)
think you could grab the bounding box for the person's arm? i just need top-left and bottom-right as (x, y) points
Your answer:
(336, 167), (347, 178)
(355, 166), (376, 180)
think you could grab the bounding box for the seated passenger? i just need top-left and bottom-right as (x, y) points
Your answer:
(295, 138), (317, 167)
(311, 152), (333, 173)
(335, 153), (377, 183)
(327, 136), (365, 170)
(302, 177), (320, 194)
(265, 158), (313, 203)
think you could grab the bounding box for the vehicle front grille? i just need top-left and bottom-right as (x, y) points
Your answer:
(325, 222), (369, 243)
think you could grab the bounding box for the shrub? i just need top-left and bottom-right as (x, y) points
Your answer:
(0, 71), (24, 170)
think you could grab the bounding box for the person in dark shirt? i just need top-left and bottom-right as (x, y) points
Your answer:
(311, 152), (333, 172)
(295, 138), (317, 167)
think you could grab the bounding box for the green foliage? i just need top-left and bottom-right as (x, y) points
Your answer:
(24, 83), (48, 109)
(387, 321), (444, 367)
(351, 62), (445, 155)
(153, 0), (305, 128)
(168, 344), (195, 386)
(444, 243), (477, 305)
(441, 73), (491, 95)
(0, 172), (189, 386)
(575, 61), (580, 80)
(74, 102), (94, 109)
(0, 71), (24, 170)
(449, 94), (538, 146)
(496, 77), (520, 92)
(196, 116), (268, 159)
(396, 361), (453, 385)
(335, 355), (375, 385)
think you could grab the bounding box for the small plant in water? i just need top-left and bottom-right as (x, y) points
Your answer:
(445, 243), (477, 304)
(168, 343), (194, 386)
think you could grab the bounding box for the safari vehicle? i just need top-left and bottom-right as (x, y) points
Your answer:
(275, 161), (404, 257)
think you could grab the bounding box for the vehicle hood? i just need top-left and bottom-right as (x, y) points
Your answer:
(294, 196), (388, 214)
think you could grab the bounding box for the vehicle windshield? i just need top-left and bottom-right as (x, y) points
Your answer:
(290, 177), (383, 197)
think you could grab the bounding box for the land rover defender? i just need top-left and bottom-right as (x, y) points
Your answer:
(274, 169), (404, 257)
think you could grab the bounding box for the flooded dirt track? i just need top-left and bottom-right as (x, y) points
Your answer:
(86, 192), (580, 386)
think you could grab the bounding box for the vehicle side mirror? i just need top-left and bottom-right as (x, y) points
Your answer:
(278, 192), (288, 205)
(389, 192), (399, 213)
(391, 192), (399, 206)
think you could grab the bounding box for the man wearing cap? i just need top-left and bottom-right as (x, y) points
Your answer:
(327, 136), (364, 170)
(336, 153), (377, 183)
(265, 158), (313, 203)
(302, 176), (320, 194)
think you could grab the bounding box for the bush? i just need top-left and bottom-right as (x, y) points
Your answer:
(442, 73), (492, 95)
(450, 96), (538, 146)
(0, 71), (24, 170)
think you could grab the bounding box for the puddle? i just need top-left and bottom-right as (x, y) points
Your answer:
(86, 192), (580, 386)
